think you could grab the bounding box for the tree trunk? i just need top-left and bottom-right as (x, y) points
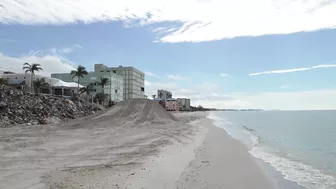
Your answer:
(102, 85), (104, 106)
(77, 77), (80, 95)
(30, 73), (33, 93)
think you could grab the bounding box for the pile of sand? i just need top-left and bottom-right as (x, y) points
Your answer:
(94, 99), (178, 124)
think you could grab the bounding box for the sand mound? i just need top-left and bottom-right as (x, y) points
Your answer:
(94, 99), (178, 124)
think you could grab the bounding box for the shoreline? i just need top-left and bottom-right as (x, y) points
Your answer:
(175, 117), (276, 189)
(0, 107), (296, 189)
(208, 111), (335, 189)
(120, 114), (277, 188)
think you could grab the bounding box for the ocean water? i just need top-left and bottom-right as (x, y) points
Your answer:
(208, 111), (336, 189)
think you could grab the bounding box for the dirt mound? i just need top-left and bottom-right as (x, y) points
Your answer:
(95, 99), (178, 124)
(0, 85), (99, 127)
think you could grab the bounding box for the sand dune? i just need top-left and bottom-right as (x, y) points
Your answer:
(0, 99), (275, 189)
(0, 99), (204, 188)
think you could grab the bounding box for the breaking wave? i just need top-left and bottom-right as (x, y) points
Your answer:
(208, 113), (336, 189)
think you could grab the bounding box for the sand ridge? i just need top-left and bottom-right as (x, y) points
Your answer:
(0, 99), (205, 189)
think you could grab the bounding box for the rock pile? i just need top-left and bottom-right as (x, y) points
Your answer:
(0, 85), (99, 127)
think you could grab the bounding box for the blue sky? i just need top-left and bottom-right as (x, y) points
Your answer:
(1, 0), (336, 110)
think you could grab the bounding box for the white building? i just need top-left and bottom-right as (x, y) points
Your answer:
(177, 98), (191, 110)
(0, 72), (82, 96)
(52, 71), (124, 102)
(94, 64), (145, 100)
(157, 90), (172, 100)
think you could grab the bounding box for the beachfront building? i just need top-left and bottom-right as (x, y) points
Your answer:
(164, 98), (179, 111)
(51, 71), (124, 102)
(0, 71), (82, 96)
(94, 64), (145, 100)
(177, 98), (191, 111)
(157, 89), (172, 100)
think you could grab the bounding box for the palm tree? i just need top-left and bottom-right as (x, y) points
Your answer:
(33, 77), (50, 94)
(79, 83), (94, 104)
(70, 65), (89, 95)
(96, 77), (110, 105)
(159, 92), (163, 99)
(94, 93), (109, 105)
(152, 94), (156, 99)
(22, 63), (43, 93)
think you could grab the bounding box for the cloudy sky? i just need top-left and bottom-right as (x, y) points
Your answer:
(1, 0), (336, 110)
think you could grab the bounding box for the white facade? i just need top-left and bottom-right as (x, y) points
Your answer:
(52, 71), (124, 102)
(0, 73), (82, 94)
(177, 98), (191, 110)
(102, 73), (124, 102)
(94, 64), (145, 101)
(157, 90), (172, 100)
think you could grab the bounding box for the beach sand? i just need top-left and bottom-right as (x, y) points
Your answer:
(0, 99), (275, 189)
(176, 118), (276, 189)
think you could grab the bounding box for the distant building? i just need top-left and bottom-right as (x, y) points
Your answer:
(157, 89), (172, 100)
(164, 98), (179, 111)
(94, 64), (145, 100)
(0, 72), (82, 96)
(177, 98), (191, 111)
(51, 71), (123, 102)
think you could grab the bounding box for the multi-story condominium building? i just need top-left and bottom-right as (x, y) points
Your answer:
(51, 71), (124, 102)
(157, 89), (172, 100)
(177, 98), (191, 110)
(94, 64), (145, 100)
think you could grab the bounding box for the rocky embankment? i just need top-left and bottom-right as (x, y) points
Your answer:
(0, 85), (99, 127)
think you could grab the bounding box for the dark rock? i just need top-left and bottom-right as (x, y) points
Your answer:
(0, 85), (101, 127)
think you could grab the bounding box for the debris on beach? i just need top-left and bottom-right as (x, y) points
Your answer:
(0, 85), (99, 127)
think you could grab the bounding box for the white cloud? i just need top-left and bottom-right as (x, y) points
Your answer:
(234, 90), (336, 110)
(145, 71), (158, 77)
(220, 73), (228, 77)
(250, 64), (336, 76)
(144, 80), (152, 86)
(144, 78), (336, 110)
(280, 84), (289, 89)
(49, 44), (82, 55)
(166, 74), (188, 80)
(144, 80), (248, 108)
(0, 52), (76, 76)
(1, 0), (335, 43)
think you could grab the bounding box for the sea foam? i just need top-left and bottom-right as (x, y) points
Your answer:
(208, 113), (336, 189)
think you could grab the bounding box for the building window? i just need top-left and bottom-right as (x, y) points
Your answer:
(106, 70), (110, 72)
(100, 70), (104, 72)
(141, 87), (144, 92)
(115, 90), (118, 93)
(15, 77), (17, 79)
(24, 77), (26, 79)
(113, 70), (116, 73)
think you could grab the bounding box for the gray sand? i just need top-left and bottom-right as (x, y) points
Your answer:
(176, 119), (276, 189)
(0, 99), (275, 189)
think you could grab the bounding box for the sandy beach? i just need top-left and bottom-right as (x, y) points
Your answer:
(0, 99), (275, 189)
